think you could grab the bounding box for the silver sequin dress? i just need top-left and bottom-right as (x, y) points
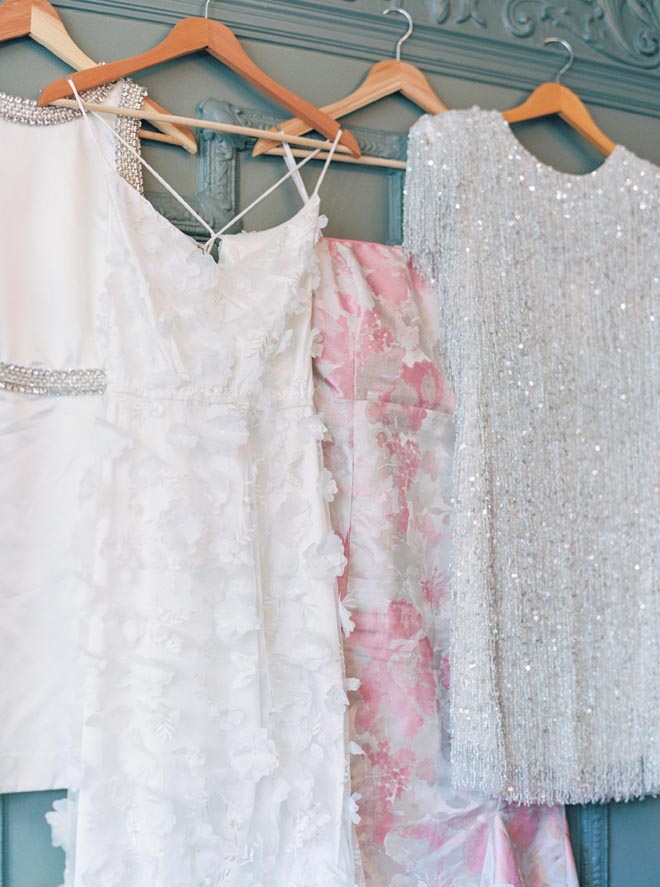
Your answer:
(404, 107), (660, 805)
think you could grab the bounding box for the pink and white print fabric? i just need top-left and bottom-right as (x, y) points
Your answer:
(312, 238), (579, 887)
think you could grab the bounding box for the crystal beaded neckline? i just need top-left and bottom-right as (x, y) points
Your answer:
(0, 83), (113, 126)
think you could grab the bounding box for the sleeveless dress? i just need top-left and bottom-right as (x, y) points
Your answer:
(404, 108), (660, 805)
(41, 134), (361, 886)
(313, 238), (578, 887)
(0, 80), (145, 794)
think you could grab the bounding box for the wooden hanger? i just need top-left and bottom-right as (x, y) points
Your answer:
(253, 6), (446, 157)
(503, 37), (615, 155)
(38, 2), (361, 158)
(0, 0), (197, 152)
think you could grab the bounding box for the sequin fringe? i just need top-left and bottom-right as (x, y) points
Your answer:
(404, 108), (660, 805)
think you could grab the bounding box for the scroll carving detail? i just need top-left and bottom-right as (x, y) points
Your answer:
(146, 98), (246, 240)
(502, 0), (660, 68)
(427, 0), (660, 68)
(429, 0), (486, 27)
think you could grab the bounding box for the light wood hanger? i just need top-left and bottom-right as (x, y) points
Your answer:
(253, 6), (446, 157)
(503, 37), (615, 155)
(0, 0), (197, 152)
(50, 96), (407, 168)
(38, 0), (361, 157)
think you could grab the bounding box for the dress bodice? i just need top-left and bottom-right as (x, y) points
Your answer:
(0, 81), (145, 370)
(100, 175), (322, 409)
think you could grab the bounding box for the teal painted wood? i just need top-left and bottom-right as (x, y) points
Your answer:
(0, 792), (65, 887)
(567, 805), (610, 887)
(53, 0), (660, 118)
(609, 796), (660, 887)
(1, 795), (5, 887)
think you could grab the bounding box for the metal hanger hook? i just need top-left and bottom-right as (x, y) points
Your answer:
(383, 6), (414, 63)
(204, 0), (212, 19)
(543, 37), (574, 83)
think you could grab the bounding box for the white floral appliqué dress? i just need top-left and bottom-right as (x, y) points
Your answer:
(49, 166), (361, 887)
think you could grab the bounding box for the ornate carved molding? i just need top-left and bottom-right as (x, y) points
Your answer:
(429, 0), (487, 28)
(203, 101), (406, 161)
(147, 101), (243, 238)
(501, 0), (660, 68)
(430, 0), (660, 68)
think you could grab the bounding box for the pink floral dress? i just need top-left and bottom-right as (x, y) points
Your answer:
(313, 238), (579, 887)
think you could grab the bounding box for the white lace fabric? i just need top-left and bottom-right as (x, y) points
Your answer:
(45, 170), (361, 887)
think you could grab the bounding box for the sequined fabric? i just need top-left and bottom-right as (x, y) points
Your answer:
(114, 80), (147, 194)
(404, 108), (660, 804)
(314, 238), (578, 887)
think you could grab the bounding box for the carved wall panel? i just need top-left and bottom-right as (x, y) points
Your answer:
(430, 0), (660, 69)
(429, 0), (487, 28)
(148, 107), (243, 238)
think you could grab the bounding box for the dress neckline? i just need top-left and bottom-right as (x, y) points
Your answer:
(421, 106), (641, 186)
(0, 84), (115, 127)
(108, 156), (322, 272)
(491, 108), (625, 184)
(219, 194), (321, 251)
(0, 80), (323, 264)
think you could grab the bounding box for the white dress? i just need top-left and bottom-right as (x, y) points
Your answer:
(0, 80), (145, 793)
(41, 136), (361, 885)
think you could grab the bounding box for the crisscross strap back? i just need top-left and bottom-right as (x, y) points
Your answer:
(68, 79), (341, 252)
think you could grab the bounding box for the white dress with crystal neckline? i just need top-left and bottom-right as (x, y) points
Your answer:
(0, 80), (145, 794)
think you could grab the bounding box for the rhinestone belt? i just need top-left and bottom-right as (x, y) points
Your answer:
(0, 362), (107, 397)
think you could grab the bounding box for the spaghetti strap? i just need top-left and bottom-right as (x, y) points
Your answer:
(66, 79), (110, 166)
(202, 148), (323, 253)
(69, 78), (342, 253)
(68, 80), (216, 239)
(312, 128), (342, 197)
(281, 138), (310, 204)
(203, 128), (343, 254)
